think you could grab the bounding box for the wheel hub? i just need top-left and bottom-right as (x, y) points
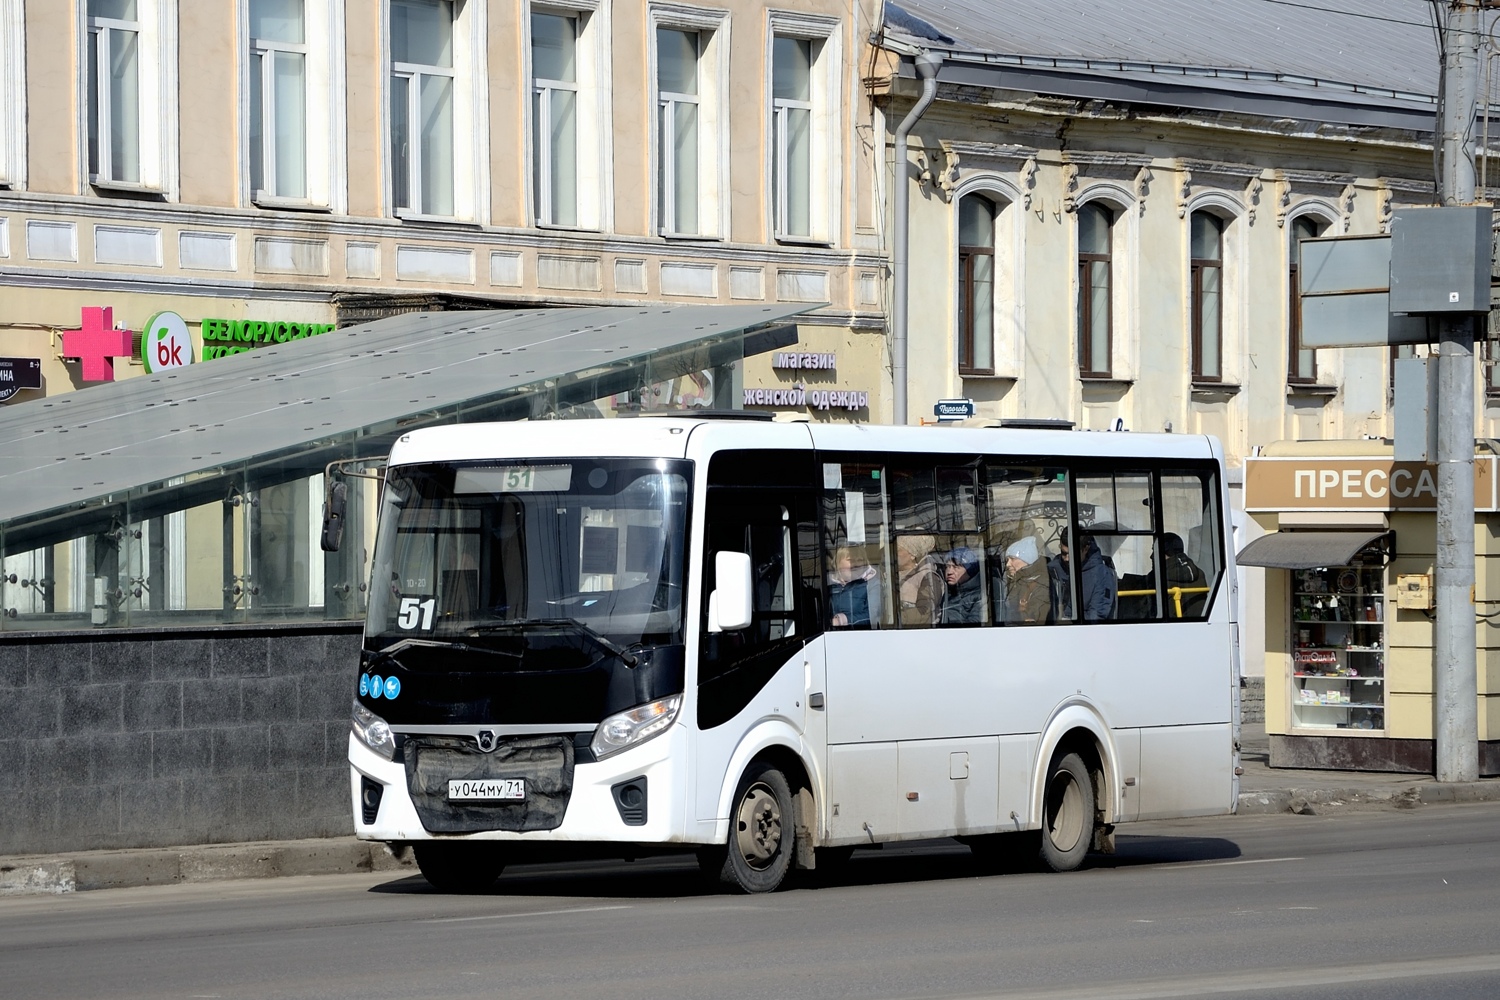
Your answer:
(735, 783), (782, 869)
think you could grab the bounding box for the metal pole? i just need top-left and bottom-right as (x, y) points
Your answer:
(891, 51), (942, 426)
(1435, 0), (1481, 783)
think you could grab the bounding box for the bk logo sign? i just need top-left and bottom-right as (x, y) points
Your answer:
(141, 311), (195, 374)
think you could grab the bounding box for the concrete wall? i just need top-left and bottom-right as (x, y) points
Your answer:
(0, 625), (361, 856)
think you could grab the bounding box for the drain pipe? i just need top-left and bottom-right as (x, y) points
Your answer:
(891, 50), (943, 426)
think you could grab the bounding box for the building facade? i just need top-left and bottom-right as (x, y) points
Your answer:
(0, 0), (887, 419)
(860, 0), (1500, 689)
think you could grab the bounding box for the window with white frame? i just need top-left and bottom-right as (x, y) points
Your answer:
(527, 3), (607, 231)
(657, 28), (698, 234)
(532, 10), (578, 226)
(87, 0), (142, 184)
(82, 0), (175, 194)
(245, 0), (343, 211)
(771, 36), (812, 238)
(390, 0), (455, 217)
(650, 5), (727, 239)
(768, 14), (839, 243)
(0, 0), (26, 189)
(249, 0), (307, 201)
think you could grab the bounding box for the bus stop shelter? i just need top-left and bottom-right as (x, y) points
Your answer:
(0, 304), (804, 632)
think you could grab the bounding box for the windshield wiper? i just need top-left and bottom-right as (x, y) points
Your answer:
(467, 618), (640, 667)
(363, 636), (522, 671)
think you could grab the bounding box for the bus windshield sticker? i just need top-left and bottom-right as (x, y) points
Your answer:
(823, 463), (842, 489)
(845, 492), (866, 543)
(454, 465), (572, 494)
(397, 597), (437, 630)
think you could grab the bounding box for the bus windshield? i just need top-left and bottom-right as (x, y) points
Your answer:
(367, 459), (691, 647)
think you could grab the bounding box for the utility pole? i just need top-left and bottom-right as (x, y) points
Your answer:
(1434, 0), (1481, 782)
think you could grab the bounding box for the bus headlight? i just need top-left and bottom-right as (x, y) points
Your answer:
(590, 695), (682, 760)
(351, 700), (396, 760)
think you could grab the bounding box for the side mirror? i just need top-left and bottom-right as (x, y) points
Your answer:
(708, 551), (753, 632)
(320, 480), (348, 553)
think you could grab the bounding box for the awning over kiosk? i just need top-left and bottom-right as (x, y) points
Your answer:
(1236, 530), (1395, 570)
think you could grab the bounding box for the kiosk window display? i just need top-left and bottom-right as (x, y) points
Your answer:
(1290, 562), (1385, 731)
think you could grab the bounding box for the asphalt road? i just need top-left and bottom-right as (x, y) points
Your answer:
(3, 803), (1500, 1000)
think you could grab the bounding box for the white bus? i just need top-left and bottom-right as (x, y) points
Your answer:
(348, 414), (1240, 893)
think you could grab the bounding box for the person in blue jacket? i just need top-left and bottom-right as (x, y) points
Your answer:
(1051, 534), (1117, 621)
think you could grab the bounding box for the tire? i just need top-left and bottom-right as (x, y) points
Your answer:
(413, 841), (506, 893)
(1038, 752), (1095, 873)
(714, 761), (796, 893)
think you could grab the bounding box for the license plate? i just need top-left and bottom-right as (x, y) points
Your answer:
(447, 778), (525, 802)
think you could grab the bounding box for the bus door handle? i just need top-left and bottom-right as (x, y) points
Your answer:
(809, 692), (825, 710)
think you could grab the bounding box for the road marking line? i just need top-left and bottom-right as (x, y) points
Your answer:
(926, 953), (1500, 1000)
(422, 904), (630, 924)
(1175, 856), (1303, 868)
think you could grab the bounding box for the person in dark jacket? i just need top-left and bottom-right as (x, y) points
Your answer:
(1052, 534), (1117, 621)
(940, 546), (985, 624)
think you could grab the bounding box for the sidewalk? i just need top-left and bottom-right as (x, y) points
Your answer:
(1235, 720), (1500, 814)
(4, 727), (1498, 896)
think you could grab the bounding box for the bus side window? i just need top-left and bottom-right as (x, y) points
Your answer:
(1075, 470), (1156, 621)
(822, 462), (892, 629)
(985, 465), (1070, 625)
(1158, 470), (1220, 619)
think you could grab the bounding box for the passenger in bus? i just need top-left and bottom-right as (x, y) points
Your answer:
(1002, 536), (1051, 624)
(940, 546), (984, 624)
(1120, 533), (1207, 620)
(1052, 535), (1117, 621)
(829, 545), (880, 628)
(896, 535), (942, 626)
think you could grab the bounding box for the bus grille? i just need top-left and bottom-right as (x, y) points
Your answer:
(403, 735), (574, 834)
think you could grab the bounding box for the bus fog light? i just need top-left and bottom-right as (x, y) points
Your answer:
(590, 695), (682, 760)
(351, 700), (396, 760)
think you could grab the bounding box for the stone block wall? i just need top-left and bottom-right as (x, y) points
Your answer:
(1241, 677), (1266, 724)
(0, 625), (362, 856)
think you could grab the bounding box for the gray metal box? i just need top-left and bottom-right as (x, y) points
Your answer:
(1393, 356), (1437, 463)
(1389, 206), (1493, 313)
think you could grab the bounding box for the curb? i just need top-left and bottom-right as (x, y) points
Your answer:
(1237, 780), (1500, 815)
(0, 838), (415, 897)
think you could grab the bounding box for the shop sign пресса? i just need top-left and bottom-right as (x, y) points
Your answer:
(1245, 456), (1499, 513)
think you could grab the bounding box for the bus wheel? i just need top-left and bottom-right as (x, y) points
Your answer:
(413, 842), (505, 893)
(717, 762), (795, 893)
(1039, 752), (1095, 873)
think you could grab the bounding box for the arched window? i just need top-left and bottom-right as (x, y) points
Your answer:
(1288, 215), (1324, 383)
(1077, 202), (1113, 378)
(1190, 212), (1224, 382)
(957, 194), (996, 374)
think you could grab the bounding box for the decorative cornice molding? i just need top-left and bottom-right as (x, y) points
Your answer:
(1339, 183), (1357, 232)
(1059, 151), (1153, 213)
(938, 140), (1040, 208)
(1377, 176), (1438, 230)
(1135, 166), (1153, 216)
